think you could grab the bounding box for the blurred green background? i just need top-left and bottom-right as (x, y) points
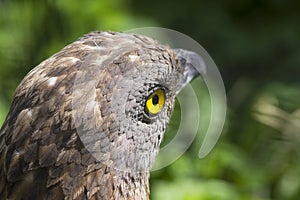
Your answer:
(1, 0), (300, 199)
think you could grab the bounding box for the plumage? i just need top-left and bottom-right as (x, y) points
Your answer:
(0, 31), (204, 199)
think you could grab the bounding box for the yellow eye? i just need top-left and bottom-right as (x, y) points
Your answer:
(145, 88), (165, 115)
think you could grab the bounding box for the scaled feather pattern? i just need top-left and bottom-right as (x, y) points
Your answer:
(0, 31), (203, 200)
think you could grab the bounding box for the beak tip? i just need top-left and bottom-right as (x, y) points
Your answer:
(174, 48), (206, 94)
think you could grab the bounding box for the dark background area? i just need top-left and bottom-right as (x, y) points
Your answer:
(1, 0), (300, 199)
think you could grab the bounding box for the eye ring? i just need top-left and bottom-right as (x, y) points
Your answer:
(145, 88), (165, 115)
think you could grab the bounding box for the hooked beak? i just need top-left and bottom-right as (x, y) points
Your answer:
(174, 48), (206, 95)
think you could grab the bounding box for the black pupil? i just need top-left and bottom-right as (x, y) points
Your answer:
(152, 94), (159, 105)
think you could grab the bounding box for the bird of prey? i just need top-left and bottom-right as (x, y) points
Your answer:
(0, 31), (205, 200)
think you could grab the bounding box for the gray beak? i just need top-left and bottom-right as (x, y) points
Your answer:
(174, 48), (206, 94)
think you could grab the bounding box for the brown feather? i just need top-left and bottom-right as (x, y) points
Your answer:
(0, 31), (189, 199)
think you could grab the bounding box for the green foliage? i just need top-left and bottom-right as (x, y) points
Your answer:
(1, 0), (300, 199)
